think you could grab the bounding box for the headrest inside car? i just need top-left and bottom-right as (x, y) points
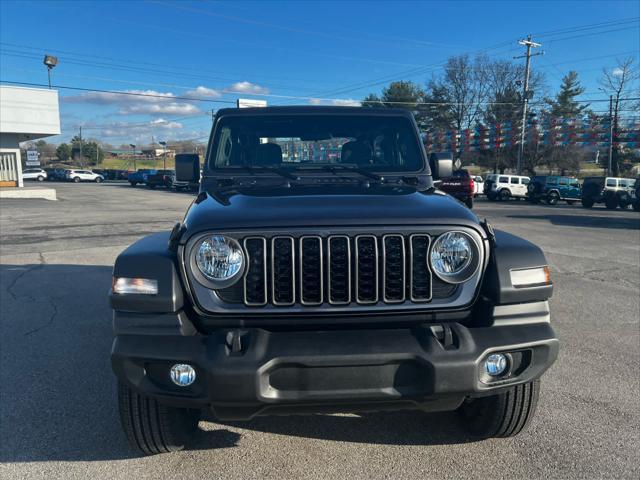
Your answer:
(341, 141), (372, 165)
(254, 143), (283, 166)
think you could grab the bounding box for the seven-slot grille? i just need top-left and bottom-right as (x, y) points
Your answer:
(238, 234), (438, 307)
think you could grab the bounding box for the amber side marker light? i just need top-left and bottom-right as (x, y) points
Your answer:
(112, 277), (158, 295)
(510, 266), (551, 288)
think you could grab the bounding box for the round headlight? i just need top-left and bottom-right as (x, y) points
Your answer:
(194, 235), (244, 287)
(430, 231), (478, 283)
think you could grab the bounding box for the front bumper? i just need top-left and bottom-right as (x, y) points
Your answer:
(112, 320), (558, 420)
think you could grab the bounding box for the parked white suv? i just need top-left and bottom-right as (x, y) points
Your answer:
(487, 174), (530, 201)
(22, 168), (47, 181)
(472, 175), (484, 197)
(66, 169), (104, 183)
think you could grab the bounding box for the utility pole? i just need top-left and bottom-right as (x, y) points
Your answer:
(607, 95), (613, 176)
(78, 126), (83, 166)
(514, 35), (542, 175)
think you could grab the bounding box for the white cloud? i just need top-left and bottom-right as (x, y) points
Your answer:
(184, 86), (222, 98)
(96, 119), (185, 139)
(150, 118), (183, 129)
(64, 89), (176, 105)
(308, 98), (361, 107)
(118, 102), (201, 116)
(226, 81), (269, 95)
(612, 67), (624, 76)
(330, 98), (361, 107)
(64, 89), (200, 116)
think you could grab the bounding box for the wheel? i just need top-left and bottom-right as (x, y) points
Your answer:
(130, 182), (137, 187)
(73, 177), (81, 183)
(118, 382), (200, 455)
(464, 197), (473, 209)
(617, 193), (631, 209)
(499, 189), (511, 201)
(95, 177), (103, 183)
(458, 380), (540, 439)
(566, 200), (576, 205)
(37, 175), (45, 182)
(547, 192), (560, 206)
(604, 195), (618, 210)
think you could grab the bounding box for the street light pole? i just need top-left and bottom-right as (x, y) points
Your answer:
(607, 95), (613, 176)
(129, 144), (136, 171)
(159, 141), (167, 170)
(43, 55), (58, 89)
(598, 88), (614, 176)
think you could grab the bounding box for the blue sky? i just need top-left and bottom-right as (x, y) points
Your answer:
(1, 0), (638, 145)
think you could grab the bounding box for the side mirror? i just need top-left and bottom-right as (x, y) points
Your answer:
(429, 153), (453, 180)
(175, 154), (200, 183)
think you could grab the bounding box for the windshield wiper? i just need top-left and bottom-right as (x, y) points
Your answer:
(237, 165), (299, 181)
(320, 165), (382, 181)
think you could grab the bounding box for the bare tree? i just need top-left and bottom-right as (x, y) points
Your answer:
(598, 57), (639, 175)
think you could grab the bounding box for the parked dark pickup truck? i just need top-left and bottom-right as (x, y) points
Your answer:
(110, 106), (558, 455)
(146, 169), (175, 189)
(438, 169), (475, 209)
(128, 169), (156, 187)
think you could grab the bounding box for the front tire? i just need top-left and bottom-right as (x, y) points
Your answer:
(118, 382), (200, 455)
(547, 192), (560, 206)
(605, 195), (618, 210)
(458, 380), (540, 439)
(37, 175), (45, 182)
(95, 177), (103, 183)
(73, 177), (81, 183)
(499, 189), (511, 201)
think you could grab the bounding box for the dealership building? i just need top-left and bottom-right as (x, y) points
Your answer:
(0, 85), (61, 187)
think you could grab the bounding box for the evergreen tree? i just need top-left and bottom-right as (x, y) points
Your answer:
(56, 143), (71, 161)
(547, 71), (588, 118)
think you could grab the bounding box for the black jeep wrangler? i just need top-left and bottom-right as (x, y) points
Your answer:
(110, 107), (558, 455)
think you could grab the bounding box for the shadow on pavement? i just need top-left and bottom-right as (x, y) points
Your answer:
(212, 409), (473, 447)
(0, 263), (472, 464)
(507, 213), (640, 230)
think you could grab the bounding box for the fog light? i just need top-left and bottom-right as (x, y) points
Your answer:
(484, 353), (508, 376)
(169, 364), (196, 386)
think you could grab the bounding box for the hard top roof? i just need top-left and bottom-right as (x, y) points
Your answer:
(215, 105), (415, 118)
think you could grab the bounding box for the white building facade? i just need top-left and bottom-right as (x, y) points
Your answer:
(0, 85), (61, 187)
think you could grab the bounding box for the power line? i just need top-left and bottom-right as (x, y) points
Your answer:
(533, 17), (639, 38)
(0, 80), (237, 104)
(4, 80), (635, 109)
(150, 0), (468, 51)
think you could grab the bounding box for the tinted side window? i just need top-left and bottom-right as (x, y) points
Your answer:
(559, 178), (567, 186)
(606, 179), (617, 187)
(546, 177), (557, 185)
(510, 177), (519, 184)
(499, 176), (508, 183)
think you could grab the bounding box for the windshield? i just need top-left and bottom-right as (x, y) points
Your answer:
(208, 114), (424, 173)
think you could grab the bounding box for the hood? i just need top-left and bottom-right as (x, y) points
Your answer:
(181, 185), (480, 236)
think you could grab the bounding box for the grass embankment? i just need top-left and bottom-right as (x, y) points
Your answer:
(98, 157), (176, 170)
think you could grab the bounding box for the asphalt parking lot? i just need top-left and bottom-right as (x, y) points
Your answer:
(1, 183), (639, 480)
